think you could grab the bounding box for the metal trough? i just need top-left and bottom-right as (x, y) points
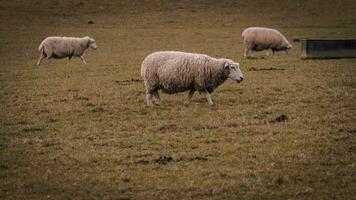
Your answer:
(301, 39), (356, 59)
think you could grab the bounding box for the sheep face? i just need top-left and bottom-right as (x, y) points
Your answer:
(225, 62), (244, 83)
(285, 44), (292, 54)
(88, 38), (97, 49)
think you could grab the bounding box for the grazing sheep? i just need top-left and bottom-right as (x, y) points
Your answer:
(141, 51), (244, 106)
(242, 27), (292, 58)
(37, 36), (97, 66)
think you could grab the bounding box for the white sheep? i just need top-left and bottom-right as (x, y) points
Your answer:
(36, 36), (97, 66)
(242, 27), (292, 58)
(141, 51), (244, 106)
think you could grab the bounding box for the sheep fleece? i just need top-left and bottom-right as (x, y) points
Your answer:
(242, 27), (290, 51)
(141, 51), (233, 94)
(38, 36), (91, 58)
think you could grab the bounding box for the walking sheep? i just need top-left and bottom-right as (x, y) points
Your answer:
(141, 51), (244, 106)
(37, 36), (97, 66)
(242, 27), (292, 58)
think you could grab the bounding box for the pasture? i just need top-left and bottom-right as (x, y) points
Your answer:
(0, 0), (355, 199)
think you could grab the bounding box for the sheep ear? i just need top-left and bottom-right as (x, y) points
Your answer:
(224, 62), (230, 69)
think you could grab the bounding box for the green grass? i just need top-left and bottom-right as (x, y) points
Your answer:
(1, 0), (355, 199)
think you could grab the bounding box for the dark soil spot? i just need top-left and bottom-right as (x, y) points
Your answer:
(87, 20), (94, 24)
(137, 159), (150, 164)
(293, 37), (301, 42)
(189, 156), (208, 161)
(348, 146), (356, 153)
(0, 164), (9, 170)
(249, 67), (285, 71)
(313, 85), (324, 89)
(115, 78), (143, 85)
(73, 94), (89, 101)
(136, 156), (209, 165)
(67, 89), (79, 92)
(43, 141), (57, 147)
(18, 120), (28, 125)
(22, 127), (43, 132)
(122, 177), (130, 183)
(36, 109), (50, 114)
(338, 128), (356, 134)
(347, 129), (356, 134)
(275, 177), (284, 185)
(154, 156), (173, 165)
(270, 114), (289, 123)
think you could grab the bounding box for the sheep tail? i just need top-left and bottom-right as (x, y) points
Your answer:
(38, 41), (45, 52)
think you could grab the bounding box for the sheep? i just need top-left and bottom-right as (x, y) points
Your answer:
(36, 36), (97, 66)
(141, 51), (244, 106)
(242, 27), (292, 58)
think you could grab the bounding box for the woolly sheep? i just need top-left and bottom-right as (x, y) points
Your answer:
(37, 36), (97, 66)
(141, 51), (244, 106)
(242, 27), (292, 58)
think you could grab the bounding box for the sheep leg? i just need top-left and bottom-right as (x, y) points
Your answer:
(146, 92), (154, 107)
(249, 49), (253, 58)
(246, 48), (253, 58)
(152, 91), (161, 105)
(36, 54), (45, 66)
(245, 43), (254, 58)
(80, 56), (87, 65)
(184, 89), (195, 105)
(202, 90), (214, 106)
(244, 47), (249, 58)
(67, 57), (72, 65)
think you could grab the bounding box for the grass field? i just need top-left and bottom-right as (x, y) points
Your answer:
(1, 0), (356, 199)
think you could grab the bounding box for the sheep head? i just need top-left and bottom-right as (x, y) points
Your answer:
(85, 36), (97, 49)
(224, 61), (244, 83)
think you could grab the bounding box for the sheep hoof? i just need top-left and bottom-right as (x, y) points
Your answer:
(153, 100), (161, 106)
